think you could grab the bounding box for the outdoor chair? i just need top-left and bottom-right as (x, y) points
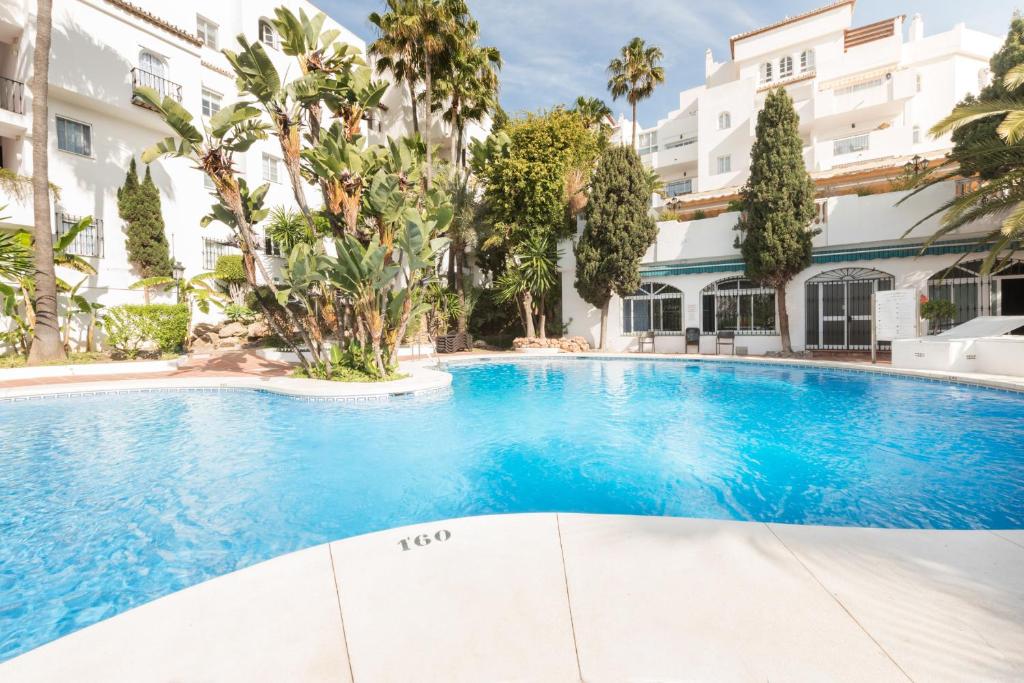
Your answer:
(685, 327), (700, 354)
(637, 330), (656, 353)
(716, 330), (736, 355)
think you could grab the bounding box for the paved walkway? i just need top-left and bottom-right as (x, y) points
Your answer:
(3, 514), (1022, 682)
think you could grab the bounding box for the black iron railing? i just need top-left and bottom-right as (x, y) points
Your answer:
(0, 76), (24, 114)
(202, 237), (235, 270)
(55, 212), (103, 258)
(131, 67), (183, 106)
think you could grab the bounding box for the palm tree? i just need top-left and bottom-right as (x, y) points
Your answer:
(27, 0), (64, 364)
(607, 37), (666, 149)
(573, 96), (612, 132)
(369, 1), (422, 134)
(903, 63), (1024, 273)
(434, 28), (501, 168)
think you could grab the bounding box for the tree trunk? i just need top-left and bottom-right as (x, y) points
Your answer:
(455, 122), (465, 170)
(27, 0), (64, 365)
(538, 291), (546, 340)
(599, 301), (609, 350)
(446, 240), (457, 289)
(522, 291), (535, 338)
(423, 55), (432, 188)
(776, 284), (792, 353)
(631, 101), (638, 150)
(408, 81), (419, 134)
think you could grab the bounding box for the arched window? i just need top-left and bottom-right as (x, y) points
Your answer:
(779, 55), (794, 79)
(760, 61), (773, 85)
(800, 49), (815, 72)
(139, 50), (166, 77)
(259, 20), (278, 48)
(701, 277), (776, 334)
(623, 282), (684, 335)
(718, 111), (731, 130)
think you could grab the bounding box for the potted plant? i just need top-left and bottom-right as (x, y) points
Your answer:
(920, 298), (957, 335)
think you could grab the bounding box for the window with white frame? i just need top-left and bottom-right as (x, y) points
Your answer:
(638, 131), (658, 156)
(56, 116), (92, 156)
(202, 238), (233, 270)
(718, 111), (731, 130)
(197, 16), (218, 49)
(259, 20), (278, 48)
(913, 125), (921, 144)
(835, 78), (883, 96)
(800, 49), (815, 72)
(833, 133), (869, 156)
(138, 50), (166, 77)
(262, 153), (280, 182)
(622, 283), (684, 335)
(665, 179), (693, 197)
(760, 61), (773, 85)
(716, 154), (731, 174)
(779, 55), (794, 79)
(201, 88), (222, 117)
(701, 277), (776, 334)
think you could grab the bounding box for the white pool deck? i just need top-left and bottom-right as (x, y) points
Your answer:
(2, 513), (1022, 682)
(2, 355), (1023, 681)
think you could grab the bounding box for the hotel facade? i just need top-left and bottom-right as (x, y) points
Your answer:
(561, 1), (1022, 354)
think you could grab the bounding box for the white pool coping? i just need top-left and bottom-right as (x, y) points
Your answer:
(0, 359), (451, 402)
(0, 356), (184, 381)
(3, 513), (1021, 682)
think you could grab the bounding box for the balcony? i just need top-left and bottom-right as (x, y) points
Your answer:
(131, 68), (182, 109)
(0, 76), (23, 114)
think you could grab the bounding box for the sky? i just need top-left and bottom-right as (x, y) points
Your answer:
(319, 1), (1021, 128)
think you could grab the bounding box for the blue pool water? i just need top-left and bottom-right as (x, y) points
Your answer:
(1, 358), (1023, 659)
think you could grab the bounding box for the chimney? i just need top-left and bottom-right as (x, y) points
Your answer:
(705, 48), (714, 78)
(908, 13), (924, 42)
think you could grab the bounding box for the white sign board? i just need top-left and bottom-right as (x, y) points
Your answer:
(875, 289), (918, 341)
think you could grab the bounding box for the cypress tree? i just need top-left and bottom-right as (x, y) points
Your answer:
(574, 145), (657, 349)
(119, 159), (172, 301)
(734, 88), (818, 353)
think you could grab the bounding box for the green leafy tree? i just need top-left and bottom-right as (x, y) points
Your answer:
(574, 145), (658, 349)
(573, 96), (613, 136)
(734, 88), (819, 353)
(949, 15), (1024, 179)
(607, 37), (665, 149)
(118, 159), (172, 301)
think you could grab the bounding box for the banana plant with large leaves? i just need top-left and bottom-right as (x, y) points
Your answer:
(302, 122), (379, 234)
(135, 85), (313, 369)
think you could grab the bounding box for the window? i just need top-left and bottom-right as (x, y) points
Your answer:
(916, 73), (922, 93)
(622, 283), (684, 335)
(779, 55), (794, 79)
(638, 131), (658, 156)
(800, 49), (815, 72)
(263, 233), (283, 257)
(202, 238), (233, 270)
(701, 277), (776, 334)
(262, 153), (280, 183)
(834, 78), (883, 96)
(664, 135), (696, 150)
(665, 179), (693, 197)
(138, 50), (166, 77)
(716, 155), (731, 174)
(55, 212), (102, 257)
(259, 20), (278, 48)
(760, 61), (773, 85)
(201, 88), (222, 117)
(833, 133), (869, 156)
(56, 116), (92, 156)
(718, 112), (731, 130)
(197, 16), (218, 49)
(912, 125), (921, 145)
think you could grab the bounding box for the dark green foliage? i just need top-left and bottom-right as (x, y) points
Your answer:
(104, 303), (189, 357)
(950, 16), (1024, 179)
(214, 254), (247, 283)
(734, 88), (818, 288)
(118, 159), (173, 279)
(574, 145), (657, 309)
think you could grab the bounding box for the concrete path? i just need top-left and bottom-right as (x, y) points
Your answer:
(4, 514), (1022, 682)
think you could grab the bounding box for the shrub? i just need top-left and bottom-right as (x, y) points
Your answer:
(921, 299), (957, 323)
(223, 303), (256, 324)
(214, 254), (247, 283)
(103, 304), (189, 358)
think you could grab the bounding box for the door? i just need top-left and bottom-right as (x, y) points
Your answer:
(806, 275), (893, 350)
(999, 277), (1024, 316)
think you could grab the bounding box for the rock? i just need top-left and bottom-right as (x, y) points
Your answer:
(191, 338), (215, 354)
(246, 321), (270, 339)
(191, 322), (217, 339)
(512, 336), (591, 353)
(203, 331), (220, 344)
(219, 322), (247, 339)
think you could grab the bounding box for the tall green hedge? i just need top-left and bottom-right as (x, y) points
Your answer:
(104, 303), (189, 358)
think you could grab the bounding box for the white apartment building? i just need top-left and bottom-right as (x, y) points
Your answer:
(0, 0), (476, 348)
(563, 1), (1023, 354)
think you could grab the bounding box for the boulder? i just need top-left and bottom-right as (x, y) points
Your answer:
(512, 336), (590, 353)
(246, 320), (271, 339)
(219, 322), (248, 339)
(191, 337), (215, 354)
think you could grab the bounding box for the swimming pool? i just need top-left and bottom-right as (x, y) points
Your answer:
(2, 358), (1023, 660)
